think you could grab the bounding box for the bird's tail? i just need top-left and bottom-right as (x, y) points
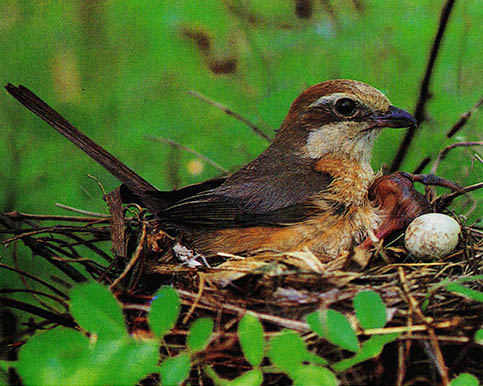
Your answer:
(5, 84), (164, 211)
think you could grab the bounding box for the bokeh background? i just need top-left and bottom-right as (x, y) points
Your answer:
(1, 0), (481, 218)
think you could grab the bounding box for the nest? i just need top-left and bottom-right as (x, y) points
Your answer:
(1, 188), (482, 386)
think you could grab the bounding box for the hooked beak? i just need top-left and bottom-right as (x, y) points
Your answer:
(371, 105), (417, 129)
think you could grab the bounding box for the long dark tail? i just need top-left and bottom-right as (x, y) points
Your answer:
(5, 84), (163, 209)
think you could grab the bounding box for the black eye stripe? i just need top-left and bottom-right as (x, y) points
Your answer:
(334, 98), (357, 116)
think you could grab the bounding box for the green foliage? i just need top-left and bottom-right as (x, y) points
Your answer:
(238, 312), (265, 367)
(15, 288), (160, 386)
(353, 290), (387, 329)
(159, 353), (191, 386)
(306, 290), (400, 373)
(148, 286), (181, 338)
(268, 329), (328, 377)
(450, 373), (480, 386)
(429, 275), (483, 303)
(227, 369), (264, 386)
(292, 365), (339, 386)
(69, 281), (128, 340)
(205, 366), (264, 386)
(7, 284), (448, 385)
(474, 329), (483, 345)
(186, 317), (214, 352)
(332, 334), (399, 372)
(445, 282), (483, 302)
(14, 283), (187, 386)
(0, 361), (8, 385)
(306, 309), (360, 352)
(262, 289), (401, 384)
(9, 279), (478, 385)
(16, 328), (90, 385)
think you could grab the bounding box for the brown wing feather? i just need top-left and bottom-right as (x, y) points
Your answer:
(160, 146), (333, 228)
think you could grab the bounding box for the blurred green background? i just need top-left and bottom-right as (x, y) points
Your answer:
(0, 0), (482, 360)
(1, 0), (481, 218)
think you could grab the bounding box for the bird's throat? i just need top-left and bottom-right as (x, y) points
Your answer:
(303, 122), (380, 165)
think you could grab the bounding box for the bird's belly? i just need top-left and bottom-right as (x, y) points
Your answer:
(188, 205), (381, 260)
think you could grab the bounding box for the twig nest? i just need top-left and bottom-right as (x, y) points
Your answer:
(405, 213), (461, 259)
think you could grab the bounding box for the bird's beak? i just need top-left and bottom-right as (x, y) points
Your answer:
(371, 105), (417, 129)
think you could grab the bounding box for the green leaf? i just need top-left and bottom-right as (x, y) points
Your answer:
(445, 283), (483, 302)
(204, 366), (223, 386)
(332, 333), (399, 372)
(148, 286), (181, 339)
(450, 373), (480, 386)
(474, 329), (483, 345)
(16, 327), (90, 385)
(187, 317), (214, 352)
(353, 290), (387, 329)
(238, 313), (265, 367)
(228, 369), (264, 386)
(268, 329), (306, 374)
(159, 353), (191, 386)
(268, 329), (327, 377)
(87, 339), (159, 386)
(0, 362), (8, 386)
(70, 281), (127, 340)
(16, 325), (159, 386)
(306, 310), (359, 353)
(292, 365), (339, 386)
(204, 366), (263, 386)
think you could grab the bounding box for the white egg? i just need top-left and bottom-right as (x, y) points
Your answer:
(404, 213), (461, 259)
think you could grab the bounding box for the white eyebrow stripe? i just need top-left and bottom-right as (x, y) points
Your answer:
(308, 93), (357, 108)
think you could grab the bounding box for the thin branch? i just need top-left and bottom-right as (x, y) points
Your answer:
(390, 0), (456, 172)
(11, 241), (65, 314)
(398, 267), (450, 385)
(0, 214), (88, 283)
(446, 98), (483, 138)
(0, 296), (75, 328)
(430, 141), (483, 174)
(2, 225), (109, 244)
(55, 203), (111, 217)
(435, 182), (483, 211)
(412, 157), (431, 174)
(64, 232), (113, 262)
(109, 222), (147, 290)
(188, 90), (272, 142)
(4, 210), (110, 223)
(177, 289), (309, 332)
(0, 288), (69, 310)
(0, 262), (68, 299)
(146, 136), (228, 174)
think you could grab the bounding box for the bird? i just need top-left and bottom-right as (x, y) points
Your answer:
(6, 80), (441, 261)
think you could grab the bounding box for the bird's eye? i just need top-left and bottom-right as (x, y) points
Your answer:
(334, 98), (357, 116)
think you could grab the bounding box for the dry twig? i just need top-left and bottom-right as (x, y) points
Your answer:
(446, 98), (483, 138)
(188, 90), (272, 142)
(146, 135), (228, 174)
(430, 141), (483, 174)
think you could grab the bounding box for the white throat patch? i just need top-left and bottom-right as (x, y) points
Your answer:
(303, 121), (380, 165)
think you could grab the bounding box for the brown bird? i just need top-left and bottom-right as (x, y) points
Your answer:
(6, 80), (444, 260)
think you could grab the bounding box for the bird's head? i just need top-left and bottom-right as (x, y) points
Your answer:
(274, 79), (416, 166)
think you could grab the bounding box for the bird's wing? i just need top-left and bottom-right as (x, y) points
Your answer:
(160, 165), (333, 228)
(120, 176), (228, 211)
